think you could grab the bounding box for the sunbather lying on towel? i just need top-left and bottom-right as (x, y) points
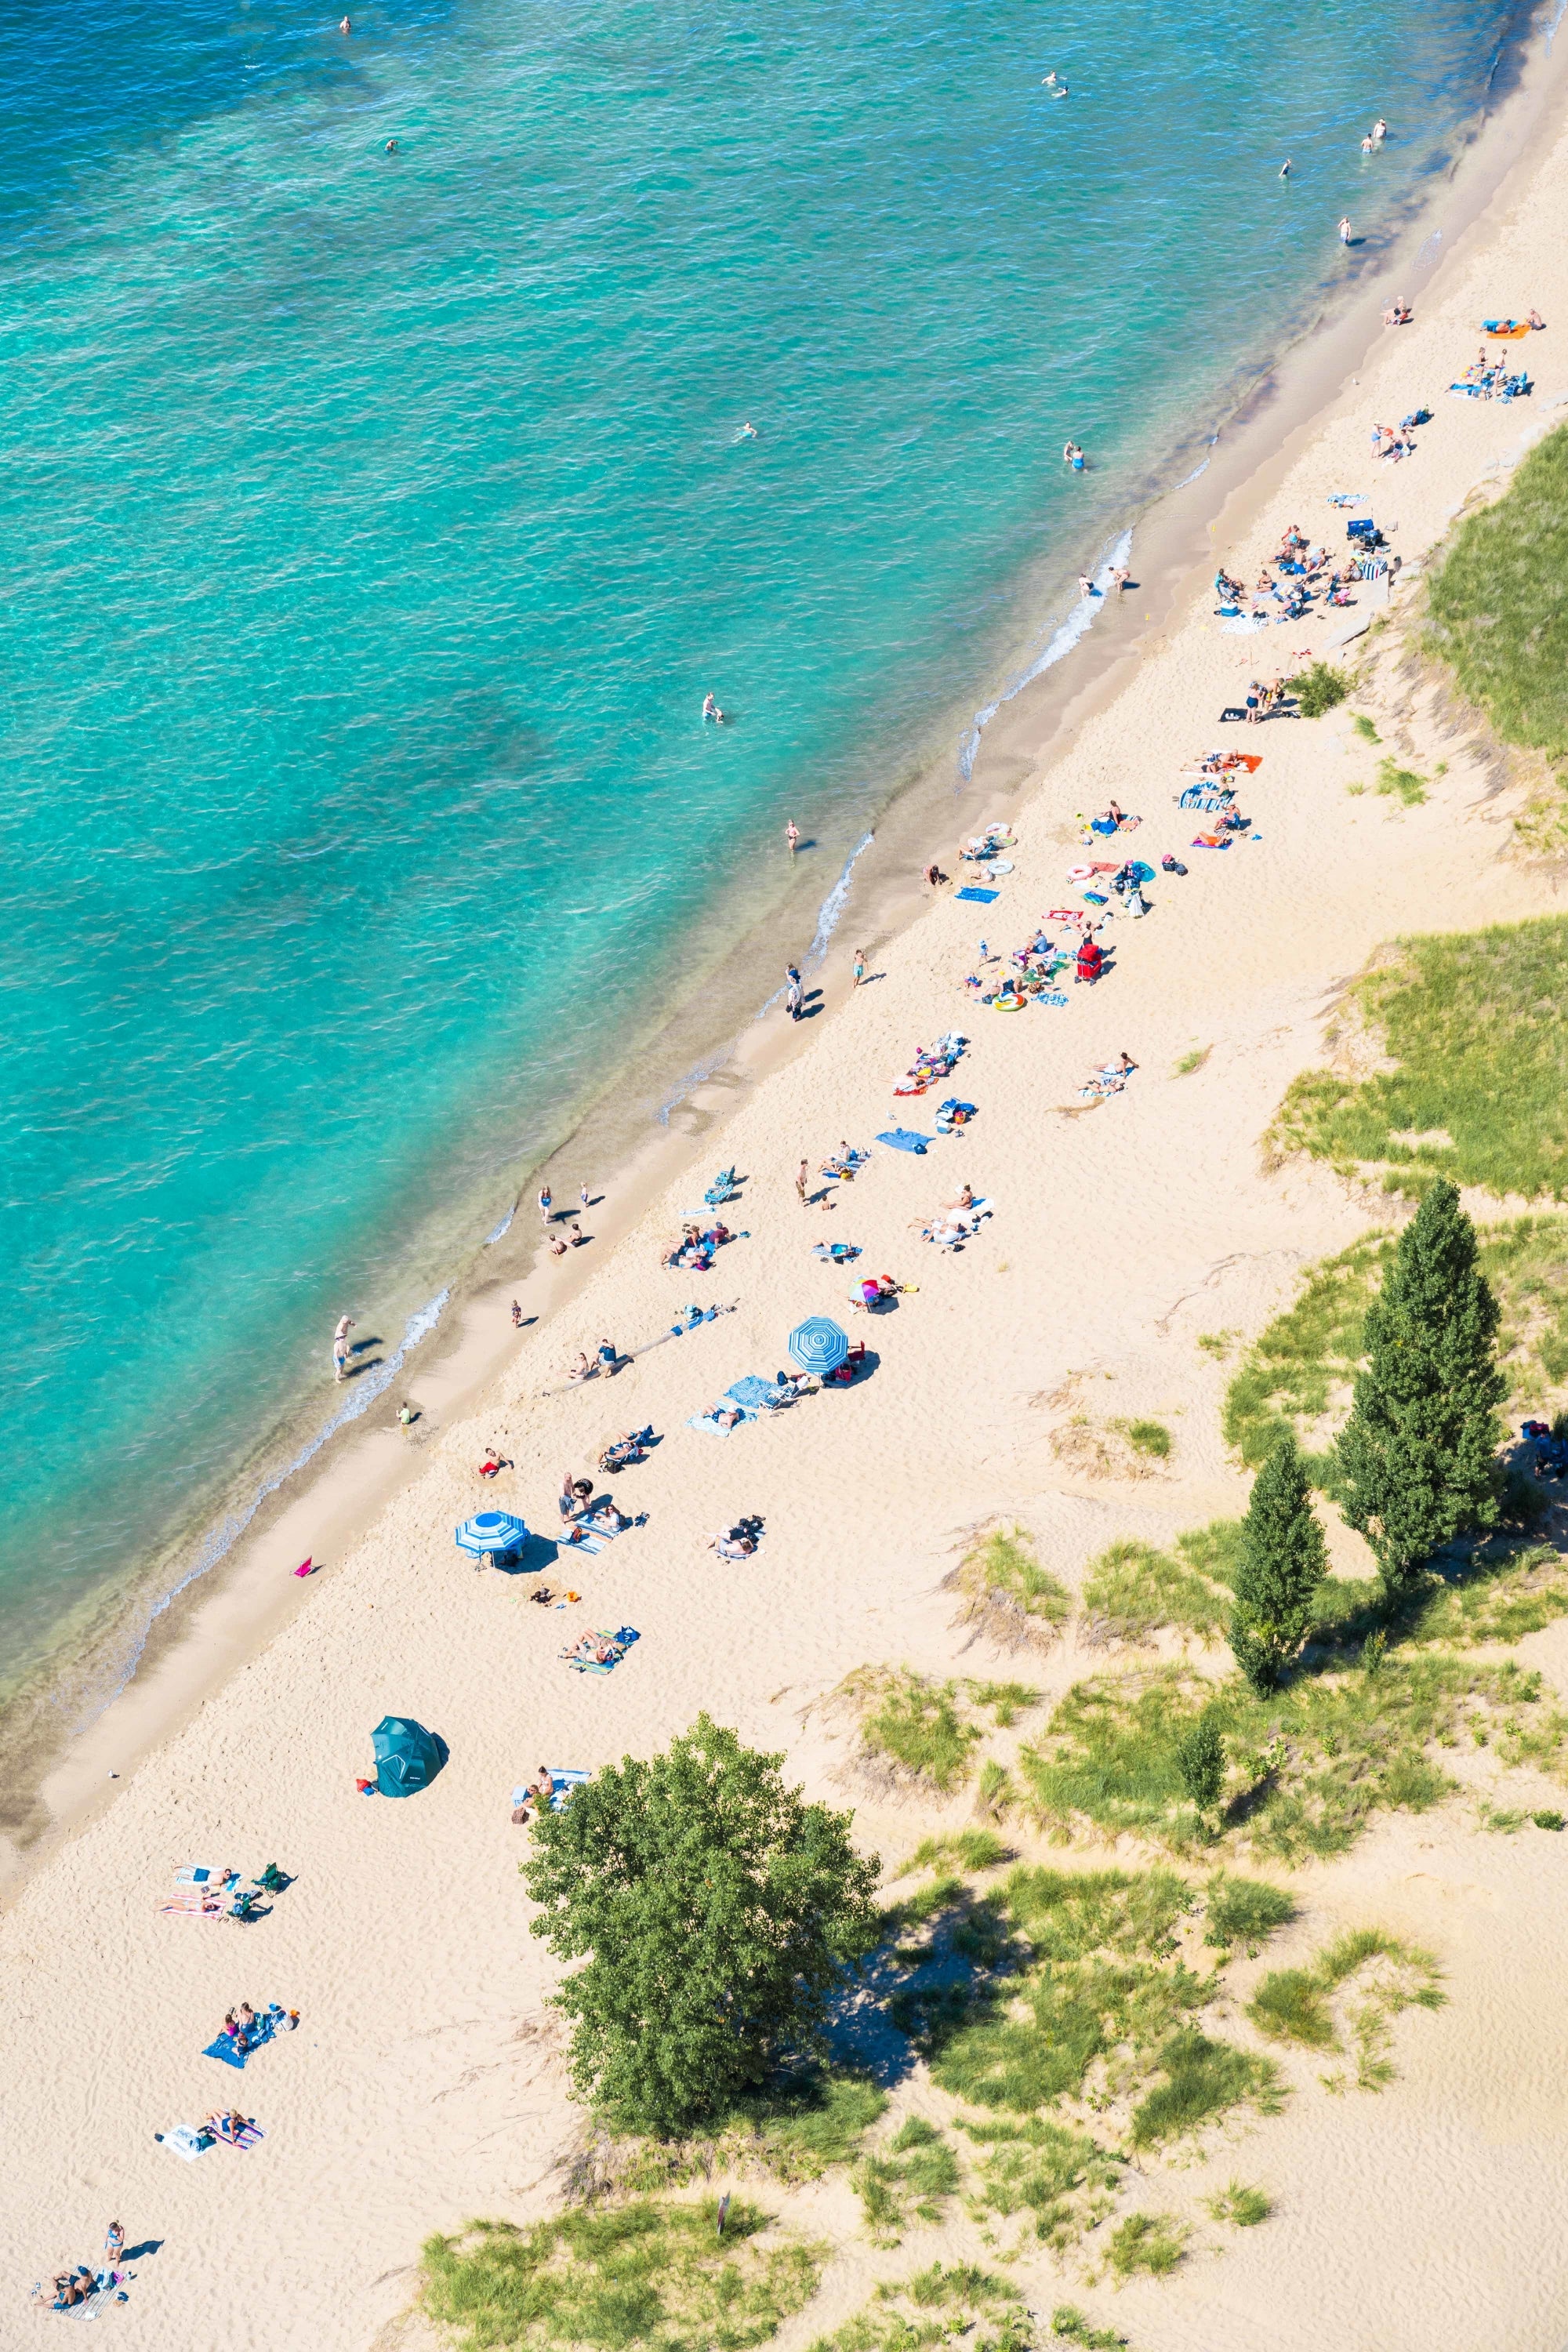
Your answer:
(205, 2110), (252, 2145)
(706, 1402), (743, 1431)
(561, 1631), (618, 1667)
(710, 1525), (757, 1559)
(477, 1448), (511, 1478)
(586, 1500), (632, 1532)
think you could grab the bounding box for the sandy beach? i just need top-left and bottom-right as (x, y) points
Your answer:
(11, 41), (1568, 2352)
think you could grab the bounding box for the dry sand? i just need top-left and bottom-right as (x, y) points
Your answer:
(10, 58), (1568, 2352)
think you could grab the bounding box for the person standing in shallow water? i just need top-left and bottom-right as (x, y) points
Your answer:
(332, 1315), (355, 1382)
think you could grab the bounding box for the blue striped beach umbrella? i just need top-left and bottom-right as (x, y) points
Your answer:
(788, 1316), (850, 1375)
(455, 1511), (529, 1559)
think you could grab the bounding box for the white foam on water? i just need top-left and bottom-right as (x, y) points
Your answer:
(806, 829), (876, 967)
(71, 1285), (452, 1730)
(483, 1203), (516, 1245)
(957, 528), (1134, 780)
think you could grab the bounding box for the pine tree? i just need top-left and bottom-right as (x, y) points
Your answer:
(1229, 1433), (1327, 1692)
(1178, 1709), (1226, 1828)
(1334, 1178), (1504, 1604)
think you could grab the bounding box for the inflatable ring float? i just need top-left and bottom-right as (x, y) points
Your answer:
(991, 992), (1028, 1011)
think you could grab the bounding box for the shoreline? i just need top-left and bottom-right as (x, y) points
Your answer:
(6, 9), (1568, 1895)
(6, 25), (1568, 2347)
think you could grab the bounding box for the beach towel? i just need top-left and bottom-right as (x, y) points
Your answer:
(877, 1128), (930, 1154)
(1218, 706), (1248, 723)
(727, 1374), (787, 1412)
(1192, 833), (1229, 849)
(954, 886), (999, 904)
(162, 2125), (211, 2162)
(203, 2015), (277, 2070)
(1036, 991), (1069, 1007)
(158, 1897), (226, 1920)
(216, 2125), (265, 2151)
(564, 1627), (638, 1675)
(512, 1769), (590, 1813)
(1081, 890), (1108, 906)
(174, 1865), (235, 1886)
(1221, 615), (1268, 634)
(688, 1408), (752, 1436)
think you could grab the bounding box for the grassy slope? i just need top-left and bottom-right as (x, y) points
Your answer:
(1427, 420), (1568, 757)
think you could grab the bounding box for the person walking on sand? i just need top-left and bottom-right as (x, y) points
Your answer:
(796, 1160), (809, 1208)
(785, 818), (800, 856)
(538, 1185), (552, 1225)
(852, 947), (866, 989)
(332, 1315), (355, 1382)
(510, 1298), (523, 1328)
(579, 1184), (590, 1215)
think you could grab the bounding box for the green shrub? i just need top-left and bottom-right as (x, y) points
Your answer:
(1051, 2310), (1128, 2349)
(1376, 758), (1427, 806)
(1287, 660), (1350, 718)
(522, 1717), (879, 2135)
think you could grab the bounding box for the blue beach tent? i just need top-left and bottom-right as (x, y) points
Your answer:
(372, 1716), (443, 1798)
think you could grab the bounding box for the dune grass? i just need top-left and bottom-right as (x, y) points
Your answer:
(1427, 419), (1568, 757)
(1204, 2181), (1271, 2227)
(907, 1830), (1011, 1875)
(1017, 1654), (1563, 1863)
(1080, 1528), (1237, 1646)
(950, 1527), (1072, 1651)
(853, 2118), (960, 2241)
(1248, 1929), (1444, 2092)
(807, 2264), (1029, 2352)
(605, 2071), (889, 2198)
(1268, 919), (1568, 1202)
(1129, 2027), (1280, 2149)
(421, 2199), (822, 2352)
(1202, 1874), (1296, 1955)
(840, 1669), (982, 1791)
(1115, 1417), (1172, 1460)
(1051, 2309), (1128, 2349)
(1104, 2211), (1187, 2279)
(1223, 1212), (1568, 1475)
(1376, 758), (1427, 807)
(964, 2118), (1123, 2249)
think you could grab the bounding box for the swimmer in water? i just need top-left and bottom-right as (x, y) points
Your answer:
(1338, 216), (1352, 245)
(1041, 69), (1058, 85)
(1279, 158), (1292, 177)
(1372, 116), (1388, 143)
(736, 421), (757, 440)
(339, 14), (350, 28)
(1062, 440), (1084, 469)
(702, 692), (725, 724)
(385, 138), (398, 154)
(1050, 82), (1069, 98)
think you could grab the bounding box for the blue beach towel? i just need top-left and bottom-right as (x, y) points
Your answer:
(726, 1374), (786, 1411)
(877, 1128), (930, 1155)
(1036, 991), (1069, 1007)
(204, 2014), (277, 2071)
(954, 885), (999, 904)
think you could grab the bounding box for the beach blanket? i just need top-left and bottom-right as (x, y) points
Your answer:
(728, 1375), (788, 1411)
(557, 1526), (607, 1554)
(204, 2015), (277, 2071)
(512, 1769), (590, 1813)
(954, 886), (999, 904)
(564, 1626), (640, 1675)
(1035, 991), (1069, 1007)
(1192, 833), (1230, 849)
(1221, 615), (1268, 634)
(688, 1406), (753, 1436)
(162, 2125), (211, 2162)
(216, 2125), (266, 2152)
(877, 1127), (930, 1154)
(159, 1896), (226, 1920)
(174, 1865), (236, 1886)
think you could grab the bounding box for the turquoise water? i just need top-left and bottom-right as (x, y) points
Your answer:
(0, 0), (1519, 1702)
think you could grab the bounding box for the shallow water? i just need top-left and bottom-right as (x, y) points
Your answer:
(0, 0), (1519, 1702)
